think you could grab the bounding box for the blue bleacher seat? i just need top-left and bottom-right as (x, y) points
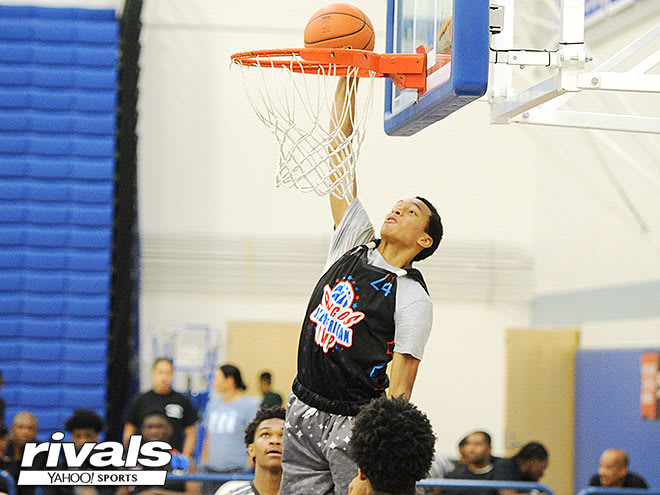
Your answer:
(36, 409), (64, 431)
(20, 317), (65, 338)
(0, 179), (28, 200)
(0, 294), (22, 312)
(62, 387), (105, 408)
(0, 88), (117, 112)
(67, 251), (111, 271)
(67, 273), (110, 294)
(1, 386), (20, 404)
(21, 342), (65, 360)
(0, 157), (27, 176)
(0, 19), (118, 44)
(27, 181), (72, 202)
(0, 340), (21, 358)
(63, 341), (107, 362)
(24, 295), (65, 315)
(25, 249), (68, 269)
(0, 6), (115, 22)
(0, 317), (21, 336)
(66, 295), (109, 317)
(0, 272), (23, 290)
(71, 160), (114, 180)
(0, 248), (26, 267)
(0, 42), (117, 67)
(69, 228), (112, 249)
(0, 364), (20, 381)
(70, 206), (113, 226)
(0, 227), (27, 245)
(19, 386), (63, 406)
(27, 205), (70, 224)
(64, 318), (107, 339)
(26, 228), (69, 247)
(24, 272), (66, 292)
(16, 363), (64, 384)
(71, 183), (114, 204)
(0, 66), (116, 90)
(0, 111), (29, 131)
(63, 364), (105, 385)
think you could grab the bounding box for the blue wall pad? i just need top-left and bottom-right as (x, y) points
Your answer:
(575, 349), (660, 489)
(0, 4), (117, 439)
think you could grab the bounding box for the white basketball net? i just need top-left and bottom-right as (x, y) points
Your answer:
(232, 54), (376, 201)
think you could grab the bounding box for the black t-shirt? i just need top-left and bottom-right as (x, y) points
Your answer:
(588, 472), (648, 488)
(492, 457), (529, 482)
(445, 463), (498, 495)
(125, 390), (198, 451)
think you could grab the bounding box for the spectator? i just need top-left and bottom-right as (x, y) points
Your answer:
(0, 371), (5, 427)
(445, 431), (497, 495)
(201, 364), (258, 493)
(0, 424), (11, 495)
(258, 373), (282, 409)
(120, 412), (199, 495)
(457, 436), (468, 464)
(420, 452), (460, 495)
(5, 411), (43, 495)
(124, 358), (199, 458)
(41, 409), (114, 495)
(589, 449), (648, 488)
(219, 406), (286, 495)
(493, 442), (548, 483)
(346, 396), (435, 495)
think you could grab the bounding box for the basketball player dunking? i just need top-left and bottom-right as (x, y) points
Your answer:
(279, 77), (444, 495)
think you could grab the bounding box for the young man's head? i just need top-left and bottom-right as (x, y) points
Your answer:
(598, 449), (629, 487)
(64, 409), (104, 452)
(11, 411), (38, 450)
(513, 442), (548, 481)
(140, 412), (174, 444)
(215, 364), (247, 394)
(349, 396), (435, 494)
(463, 431), (492, 469)
(380, 197), (443, 263)
(259, 372), (272, 394)
(151, 357), (174, 394)
(244, 407), (286, 473)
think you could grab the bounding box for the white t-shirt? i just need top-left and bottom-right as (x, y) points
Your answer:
(324, 198), (433, 360)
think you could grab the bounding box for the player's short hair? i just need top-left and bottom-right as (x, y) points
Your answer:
(514, 442), (548, 462)
(243, 406), (286, 447)
(413, 196), (443, 262)
(64, 409), (104, 434)
(152, 357), (173, 369)
(349, 396), (435, 493)
(140, 411), (173, 429)
(220, 364), (247, 391)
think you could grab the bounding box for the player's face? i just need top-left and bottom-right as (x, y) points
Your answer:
(141, 415), (173, 443)
(380, 198), (432, 250)
(71, 428), (99, 452)
(247, 418), (284, 472)
(598, 452), (627, 487)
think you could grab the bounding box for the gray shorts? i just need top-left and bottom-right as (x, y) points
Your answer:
(280, 393), (358, 495)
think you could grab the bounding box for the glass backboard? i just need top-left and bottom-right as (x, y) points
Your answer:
(384, 0), (490, 136)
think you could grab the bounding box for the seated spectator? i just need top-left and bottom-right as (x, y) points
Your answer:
(346, 396), (435, 495)
(201, 364), (259, 486)
(589, 449), (648, 488)
(5, 411), (43, 495)
(124, 358), (199, 459)
(258, 373), (282, 409)
(0, 424), (11, 495)
(445, 431), (497, 495)
(121, 412), (200, 495)
(41, 409), (115, 495)
(219, 406), (286, 495)
(419, 452), (458, 495)
(494, 442), (548, 483)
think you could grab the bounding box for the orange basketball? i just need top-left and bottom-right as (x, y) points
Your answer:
(304, 3), (375, 51)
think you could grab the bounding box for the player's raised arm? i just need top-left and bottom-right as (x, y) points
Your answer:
(329, 76), (358, 228)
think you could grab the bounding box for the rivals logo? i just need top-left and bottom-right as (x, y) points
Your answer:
(309, 280), (365, 353)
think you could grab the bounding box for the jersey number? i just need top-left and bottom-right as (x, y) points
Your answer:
(370, 276), (393, 296)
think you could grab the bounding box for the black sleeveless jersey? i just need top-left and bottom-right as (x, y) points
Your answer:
(292, 242), (428, 416)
